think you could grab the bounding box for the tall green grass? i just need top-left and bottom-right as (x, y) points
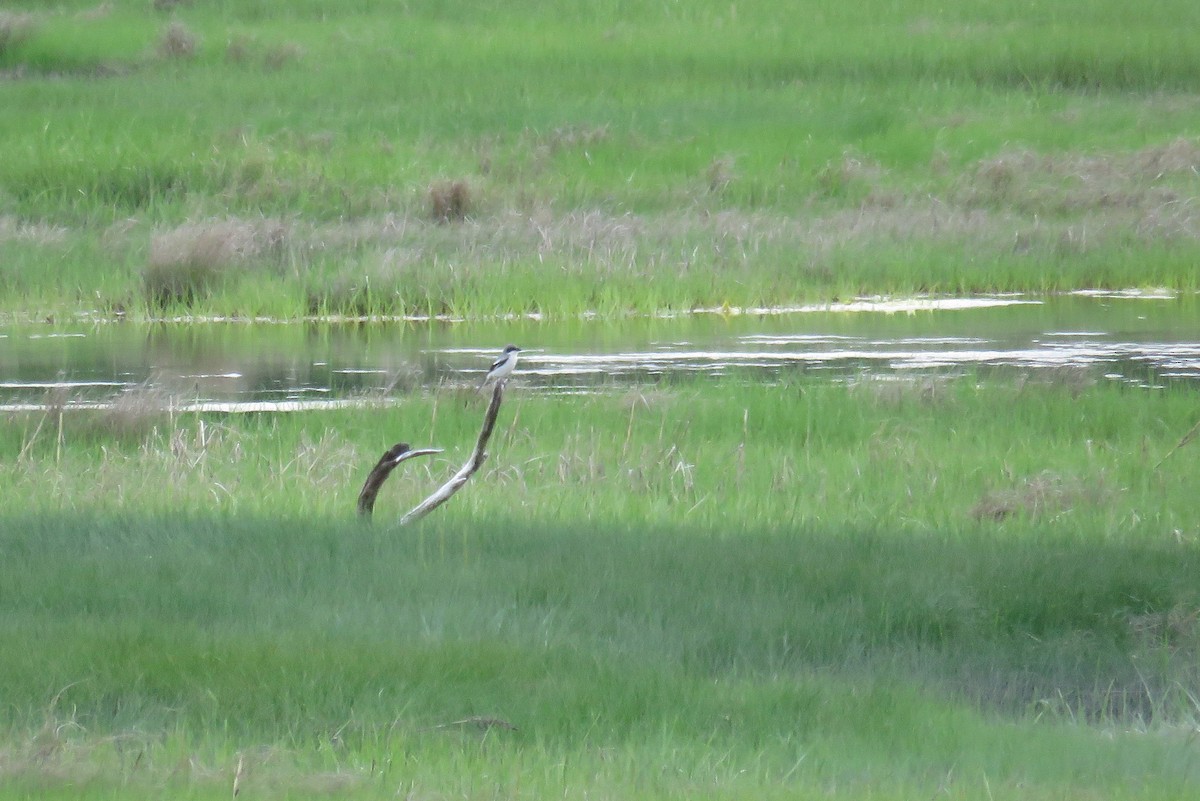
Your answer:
(2, 514), (1199, 798)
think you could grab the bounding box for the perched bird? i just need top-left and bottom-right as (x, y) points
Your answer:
(479, 344), (521, 390)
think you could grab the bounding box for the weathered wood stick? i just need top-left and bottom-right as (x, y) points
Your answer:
(399, 381), (505, 526)
(1154, 416), (1200, 471)
(356, 442), (444, 518)
(354, 381), (507, 523)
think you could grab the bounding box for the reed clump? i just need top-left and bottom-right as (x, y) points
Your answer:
(156, 21), (198, 60)
(428, 180), (473, 224)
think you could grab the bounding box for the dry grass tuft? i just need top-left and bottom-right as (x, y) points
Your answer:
(223, 35), (304, 70)
(144, 218), (289, 308)
(224, 33), (253, 64)
(1127, 605), (1200, 652)
(706, 156), (736, 194)
(429, 180), (473, 224)
(143, 258), (222, 309)
(146, 223), (243, 308)
(852, 376), (953, 408)
(815, 152), (885, 199)
(971, 471), (1111, 522)
(88, 385), (175, 441)
(535, 124), (610, 154)
(0, 11), (37, 55)
(0, 215), (68, 245)
(1132, 137), (1200, 176)
(264, 42), (305, 70)
(964, 139), (1200, 219)
(306, 269), (388, 317)
(157, 21), (198, 60)
(16, 385), (178, 446)
(282, 429), (362, 491)
(1014, 366), (1098, 397)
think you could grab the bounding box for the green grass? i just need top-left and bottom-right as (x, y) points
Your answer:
(2, 0), (1200, 318)
(3, 515), (1199, 799)
(2, 377), (1199, 797)
(5, 374), (1198, 532)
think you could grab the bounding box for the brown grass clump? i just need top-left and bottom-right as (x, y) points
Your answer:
(146, 224), (241, 308)
(224, 33), (253, 64)
(1126, 605), (1200, 653)
(429, 180), (473, 224)
(1014, 366), (1097, 398)
(223, 35), (304, 70)
(144, 218), (289, 309)
(0, 11), (37, 55)
(541, 124), (610, 153)
(706, 156), (735, 194)
(971, 471), (1111, 522)
(815, 152), (885, 200)
(157, 21), (198, 60)
(964, 139), (1200, 216)
(0, 216), (68, 245)
(142, 257), (218, 310)
(264, 42), (305, 70)
(306, 272), (382, 317)
(83, 385), (175, 442)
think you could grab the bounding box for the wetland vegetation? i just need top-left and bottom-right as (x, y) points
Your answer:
(4, 377), (1200, 798)
(2, 1), (1200, 798)
(2, 0), (1200, 319)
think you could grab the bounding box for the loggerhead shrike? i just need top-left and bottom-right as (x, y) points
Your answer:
(479, 344), (521, 390)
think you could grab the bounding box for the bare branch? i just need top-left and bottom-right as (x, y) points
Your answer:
(353, 381), (507, 523)
(399, 382), (505, 525)
(356, 442), (443, 518)
(1154, 416), (1200, 471)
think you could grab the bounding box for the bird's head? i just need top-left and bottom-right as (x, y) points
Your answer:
(503, 345), (521, 353)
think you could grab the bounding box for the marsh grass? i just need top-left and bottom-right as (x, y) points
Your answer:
(4, 376), (1197, 532)
(2, 1), (1200, 316)
(152, 179), (1200, 319)
(2, 377), (1199, 796)
(1, 513), (1198, 797)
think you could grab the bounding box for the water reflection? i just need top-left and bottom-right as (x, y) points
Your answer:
(1, 294), (1197, 412)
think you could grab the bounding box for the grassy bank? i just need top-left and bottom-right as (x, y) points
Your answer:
(2, 377), (1199, 797)
(2, 0), (1200, 319)
(5, 375), (1199, 530)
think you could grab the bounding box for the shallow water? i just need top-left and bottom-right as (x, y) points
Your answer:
(1, 294), (1197, 412)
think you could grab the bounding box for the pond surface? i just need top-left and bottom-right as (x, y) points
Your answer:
(1, 294), (1197, 412)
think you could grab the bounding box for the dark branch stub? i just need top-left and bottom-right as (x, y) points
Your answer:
(357, 442), (411, 517)
(355, 381), (507, 522)
(357, 442), (443, 517)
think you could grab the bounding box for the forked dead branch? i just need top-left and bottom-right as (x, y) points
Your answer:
(356, 381), (506, 523)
